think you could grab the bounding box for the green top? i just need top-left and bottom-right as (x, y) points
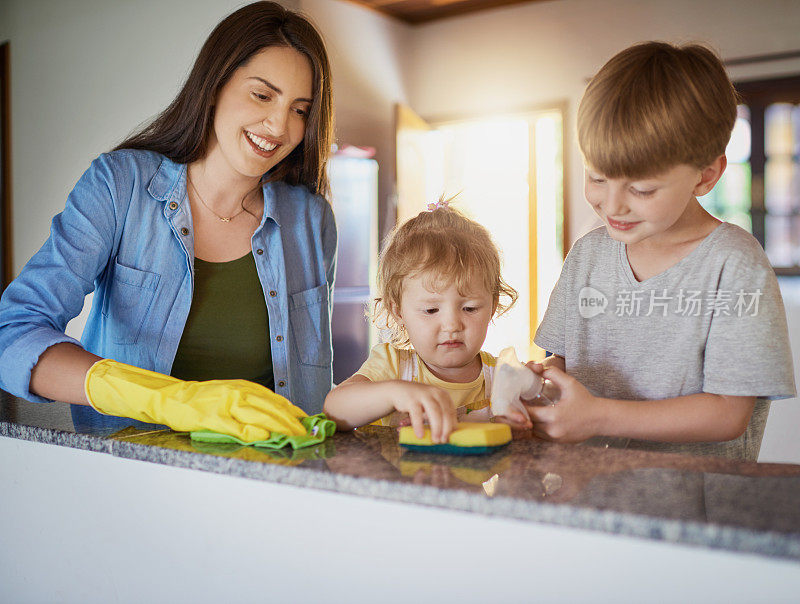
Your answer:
(171, 252), (273, 388)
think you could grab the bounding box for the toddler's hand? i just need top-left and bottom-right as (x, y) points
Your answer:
(525, 360), (545, 376)
(391, 382), (456, 443)
(493, 412), (532, 430)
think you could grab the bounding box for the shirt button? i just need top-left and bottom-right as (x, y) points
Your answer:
(278, 380), (286, 388)
(256, 249), (264, 255)
(168, 202), (178, 210)
(269, 290), (277, 297)
(180, 227), (189, 236)
(276, 335), (283, 342)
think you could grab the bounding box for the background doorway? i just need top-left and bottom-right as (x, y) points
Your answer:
(396, 103), (566, 359)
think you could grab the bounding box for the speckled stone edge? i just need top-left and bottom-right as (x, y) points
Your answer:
(3, 420), (799, 562)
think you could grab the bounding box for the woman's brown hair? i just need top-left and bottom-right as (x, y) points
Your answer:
(114, 1), (333, 196)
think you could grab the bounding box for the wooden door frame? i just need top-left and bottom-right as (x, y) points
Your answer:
(734, 74), (800, 274)
(1, 41), (11, 291)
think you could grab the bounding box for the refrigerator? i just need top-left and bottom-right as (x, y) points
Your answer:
(328, 151), (379, 384)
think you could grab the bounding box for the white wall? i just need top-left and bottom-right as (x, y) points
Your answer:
(405, 0), (800, 243)
(3, 0), (272, 275)
(761, 278), (800, 464)
(300, 0), (411, 238)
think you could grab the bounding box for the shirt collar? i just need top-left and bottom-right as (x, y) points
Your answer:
(147, 155), (283, 228)
(147, 155), (185, 204)
(260, 181), (282, 228)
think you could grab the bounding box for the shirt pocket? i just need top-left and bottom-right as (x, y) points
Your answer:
(289, 283), (332, 367)
(101, 259), (160, 345)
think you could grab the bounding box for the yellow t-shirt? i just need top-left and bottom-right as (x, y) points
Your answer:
(355, 343), (496, 426)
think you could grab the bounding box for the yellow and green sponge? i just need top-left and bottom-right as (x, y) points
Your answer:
(399, 421), (511, 455)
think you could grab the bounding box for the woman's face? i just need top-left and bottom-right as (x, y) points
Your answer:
(206, 45), (313, 180)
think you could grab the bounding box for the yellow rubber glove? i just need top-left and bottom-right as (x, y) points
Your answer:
(85, 359), (307, 442)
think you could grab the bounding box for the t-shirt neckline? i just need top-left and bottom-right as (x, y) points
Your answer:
(417, 351), (489, 390)
(618, 222), (728, 287)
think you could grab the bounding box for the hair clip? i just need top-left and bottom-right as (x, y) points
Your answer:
(426, 197), (450, 211)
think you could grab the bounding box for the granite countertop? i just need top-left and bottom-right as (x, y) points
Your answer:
(3, 390), (800, 561)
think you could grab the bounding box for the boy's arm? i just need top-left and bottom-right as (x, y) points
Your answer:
(525, 367), (756, 444)
(323, 374), (456, 442)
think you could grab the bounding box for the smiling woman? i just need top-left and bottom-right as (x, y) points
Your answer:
(0, 1), (338, 443)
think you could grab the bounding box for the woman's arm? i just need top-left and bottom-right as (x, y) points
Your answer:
(28, 343), (102, 405)
(0, 155), (118, 403)
(323, 374), (456, 442)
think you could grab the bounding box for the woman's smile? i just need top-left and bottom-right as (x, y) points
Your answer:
(244, 130), (280, 157)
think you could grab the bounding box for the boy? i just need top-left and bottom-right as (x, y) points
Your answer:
(526, 42), (795, 460)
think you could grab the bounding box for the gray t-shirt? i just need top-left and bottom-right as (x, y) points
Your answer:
(534, 223), (795, 460)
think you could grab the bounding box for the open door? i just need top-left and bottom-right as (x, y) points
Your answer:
(394, 103), (565, 360)
(395, 103), (434, 224)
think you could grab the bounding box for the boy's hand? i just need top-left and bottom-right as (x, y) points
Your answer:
(523, 367), (603, 443)
(391, 382), (456, 443)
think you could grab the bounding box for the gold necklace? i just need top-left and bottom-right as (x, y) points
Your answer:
(187, 177), (260, 223)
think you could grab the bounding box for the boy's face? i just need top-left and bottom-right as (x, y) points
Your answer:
(584, 161), (723, 246)
(394, 271), (493, 381)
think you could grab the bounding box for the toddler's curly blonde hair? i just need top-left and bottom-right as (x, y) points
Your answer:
(373, 200), (518, 348)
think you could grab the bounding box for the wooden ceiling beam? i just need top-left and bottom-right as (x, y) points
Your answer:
(344, 0), (549, 25)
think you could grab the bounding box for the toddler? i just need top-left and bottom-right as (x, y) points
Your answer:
(324, 200), (519, 442)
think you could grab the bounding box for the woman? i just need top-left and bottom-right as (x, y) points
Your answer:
(0, 1), (336, 440)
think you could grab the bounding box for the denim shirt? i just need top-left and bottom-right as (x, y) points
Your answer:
(0, 150), (337, 414)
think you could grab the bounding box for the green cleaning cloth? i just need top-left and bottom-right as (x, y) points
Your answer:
(190, 414), (336, 450)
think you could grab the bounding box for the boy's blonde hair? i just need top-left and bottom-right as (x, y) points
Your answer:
(578, 41), (738, 178)
(374, 202), (518, 348)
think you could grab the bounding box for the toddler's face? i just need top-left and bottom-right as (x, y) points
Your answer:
(395, 271), (494, 382)
(584, 163), (710, 246)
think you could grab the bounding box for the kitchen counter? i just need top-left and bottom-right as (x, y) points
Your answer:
(3, 389), (800, 564)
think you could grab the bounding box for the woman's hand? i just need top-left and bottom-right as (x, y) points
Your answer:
(86, 359), (307, 442)
(523, 366), (604, 443)
(390, 382), (457, 443)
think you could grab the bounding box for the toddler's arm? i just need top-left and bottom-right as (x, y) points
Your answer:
(323, 374), (456, 443)
(525, 367), (756, 444)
